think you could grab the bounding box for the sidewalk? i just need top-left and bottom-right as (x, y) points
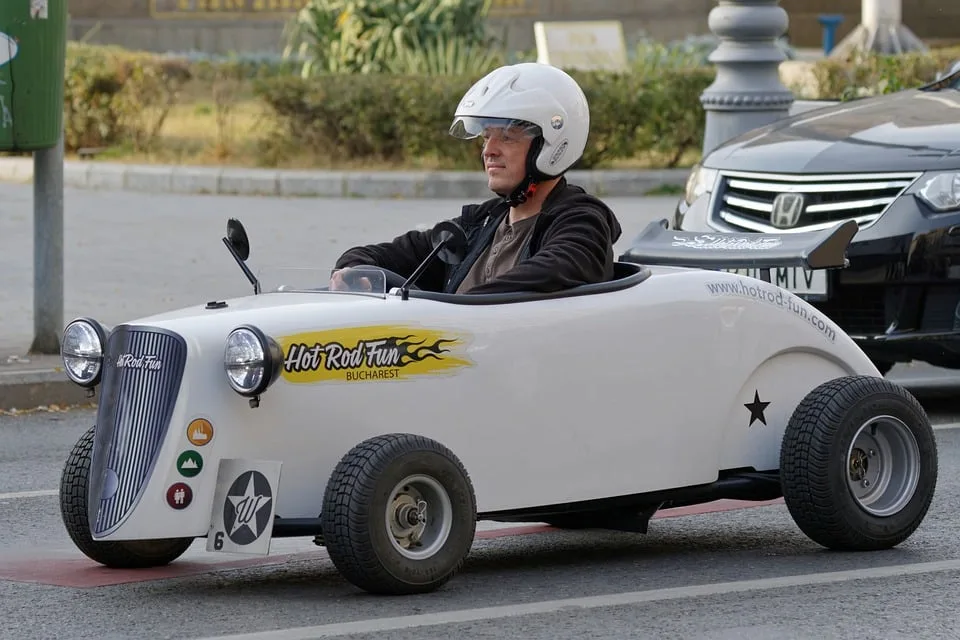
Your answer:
(0, 155), (691, 199)
(0, 353), (96, 415)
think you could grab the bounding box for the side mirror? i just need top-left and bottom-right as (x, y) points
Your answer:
(397, 220), (469, 298)
(222, 218), (259, 294)
(430, 220), (467, 265)
(227, 218), (250, 261)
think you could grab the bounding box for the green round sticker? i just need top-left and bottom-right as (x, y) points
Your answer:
(177, 450), (203, 478)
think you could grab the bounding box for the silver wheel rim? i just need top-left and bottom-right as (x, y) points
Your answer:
(385, 474), (453, 560)
(846, 415), (921, 517)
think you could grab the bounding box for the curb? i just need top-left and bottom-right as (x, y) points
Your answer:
(0, 367), (98, 414)
(0, 157), (691, 199)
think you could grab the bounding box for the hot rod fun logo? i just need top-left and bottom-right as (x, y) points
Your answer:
(278, 326), (473, 384)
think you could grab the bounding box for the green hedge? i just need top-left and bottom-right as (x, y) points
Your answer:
(252, 67), (715, 170)
(63, 42), (193, 152)
(804, 46), (960, 100)
(51, 42), (960, 169)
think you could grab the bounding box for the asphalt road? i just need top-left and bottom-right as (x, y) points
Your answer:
(5, 183), (960, 638)
(2, 405), (960, 640)
(0, 182), (678, 355)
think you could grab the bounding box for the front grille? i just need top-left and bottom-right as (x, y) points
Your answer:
(921, 285), (960, 332)
(713, 170), (921, 233)
(88, 326), (187, 537)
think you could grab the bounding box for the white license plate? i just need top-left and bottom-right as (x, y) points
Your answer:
(726, 267), (828, 297)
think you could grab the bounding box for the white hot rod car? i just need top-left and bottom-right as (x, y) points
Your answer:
(57, 217), (938, 595)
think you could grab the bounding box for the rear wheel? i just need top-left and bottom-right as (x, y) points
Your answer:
(780, 376), (937, 551)
(59, 426), (194, 568)
(320, 434), (476, 595)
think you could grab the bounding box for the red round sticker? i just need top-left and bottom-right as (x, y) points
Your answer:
(166, 482), (193, 510)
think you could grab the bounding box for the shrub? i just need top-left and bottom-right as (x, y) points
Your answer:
(254, 66), (715, 169)
(63, 42), (192, 152)
(253, 73), (480, 168)
(807, 46), (960, 100)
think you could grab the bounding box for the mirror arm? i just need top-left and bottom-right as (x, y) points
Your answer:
(222, 237), (261, 294)
(399, 241), (448, 300)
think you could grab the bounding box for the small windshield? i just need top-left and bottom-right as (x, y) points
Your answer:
(257, 266), (388, 297)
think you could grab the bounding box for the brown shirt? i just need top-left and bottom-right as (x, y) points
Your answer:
(456, 213), (540, 293)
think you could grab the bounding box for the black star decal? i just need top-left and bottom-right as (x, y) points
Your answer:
(744, 390), (770, 427)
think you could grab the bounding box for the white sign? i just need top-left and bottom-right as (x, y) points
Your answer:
(30, 0), (48, 20)
(534, 20), (628, 71)
(0, 32), (18, 68)
(0, 31), (16, 127)
(726, 267), (828, 297)
(207, 458), (282, 556)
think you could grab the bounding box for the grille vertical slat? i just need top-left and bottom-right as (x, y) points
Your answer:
(88, 327), (187, 537)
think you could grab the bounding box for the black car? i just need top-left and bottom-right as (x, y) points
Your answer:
(674, 68), (960, 374)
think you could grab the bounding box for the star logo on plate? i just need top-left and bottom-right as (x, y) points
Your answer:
(223, 470), (273, 545)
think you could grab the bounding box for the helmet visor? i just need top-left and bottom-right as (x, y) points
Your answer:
(449, 116), (541, 143)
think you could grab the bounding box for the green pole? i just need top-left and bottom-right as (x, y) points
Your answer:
(0, 1), (68, 354)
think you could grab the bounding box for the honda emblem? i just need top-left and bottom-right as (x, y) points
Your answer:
(770, 193), (805, 229)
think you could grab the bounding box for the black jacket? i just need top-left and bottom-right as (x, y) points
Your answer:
(334, 178), (623, 294)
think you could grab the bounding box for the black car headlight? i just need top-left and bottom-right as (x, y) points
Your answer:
(224, 325), (282, 397)
(61, 318), (107, 388)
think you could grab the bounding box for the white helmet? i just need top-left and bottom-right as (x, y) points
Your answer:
(449, 63), (590, 200)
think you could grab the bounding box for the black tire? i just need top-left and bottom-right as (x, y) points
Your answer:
(59, 426), (194, 568)
(780, 376), (938, 551)
(320, 434), (477, 595)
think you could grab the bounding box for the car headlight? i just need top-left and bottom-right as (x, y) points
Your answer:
(683, 164), (719, 206)
(916, 172), (960, 212)
(224, 325), (282, 398)
(61, 318), (106, 388)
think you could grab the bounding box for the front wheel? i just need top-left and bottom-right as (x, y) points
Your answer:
(59, 426), (194, 568)
(780, 376), (938, 551)
(320, 434), (477, 595)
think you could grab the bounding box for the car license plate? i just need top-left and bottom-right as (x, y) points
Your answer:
(725, 267), (828, 298)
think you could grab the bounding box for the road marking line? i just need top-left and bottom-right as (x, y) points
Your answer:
(0, 489), (57, 500)
(194, 558), (960, 639)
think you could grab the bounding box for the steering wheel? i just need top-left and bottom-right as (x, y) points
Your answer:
(342, 266), (420, 292)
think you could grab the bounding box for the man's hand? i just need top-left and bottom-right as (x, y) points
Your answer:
(330, 268), (372, 292)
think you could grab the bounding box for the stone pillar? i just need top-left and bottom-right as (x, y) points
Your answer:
(830, 0), (926, 59)
(700, 0), (794, 156)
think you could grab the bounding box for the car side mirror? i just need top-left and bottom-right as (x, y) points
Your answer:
(430, 220), (467, 265)
(222, 218), (259, 294)
(227, 218), (250, 261)
(396, 220), (469, 298)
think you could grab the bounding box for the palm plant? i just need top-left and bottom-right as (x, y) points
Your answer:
(282, 0), (495, 76)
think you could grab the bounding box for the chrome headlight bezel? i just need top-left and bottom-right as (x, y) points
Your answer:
(61, 317), (107, 388)
(914, 171), (960, 213)
(223, 325), (282, 398)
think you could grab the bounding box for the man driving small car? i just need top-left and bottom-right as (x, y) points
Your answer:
(330, 62), (623, 295)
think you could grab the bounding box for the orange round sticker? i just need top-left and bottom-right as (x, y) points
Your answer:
(187, 419), (214, 446)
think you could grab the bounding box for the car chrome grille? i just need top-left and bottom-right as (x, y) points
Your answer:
(88, 326), (187, 537)
(712, 170), (922, 233)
